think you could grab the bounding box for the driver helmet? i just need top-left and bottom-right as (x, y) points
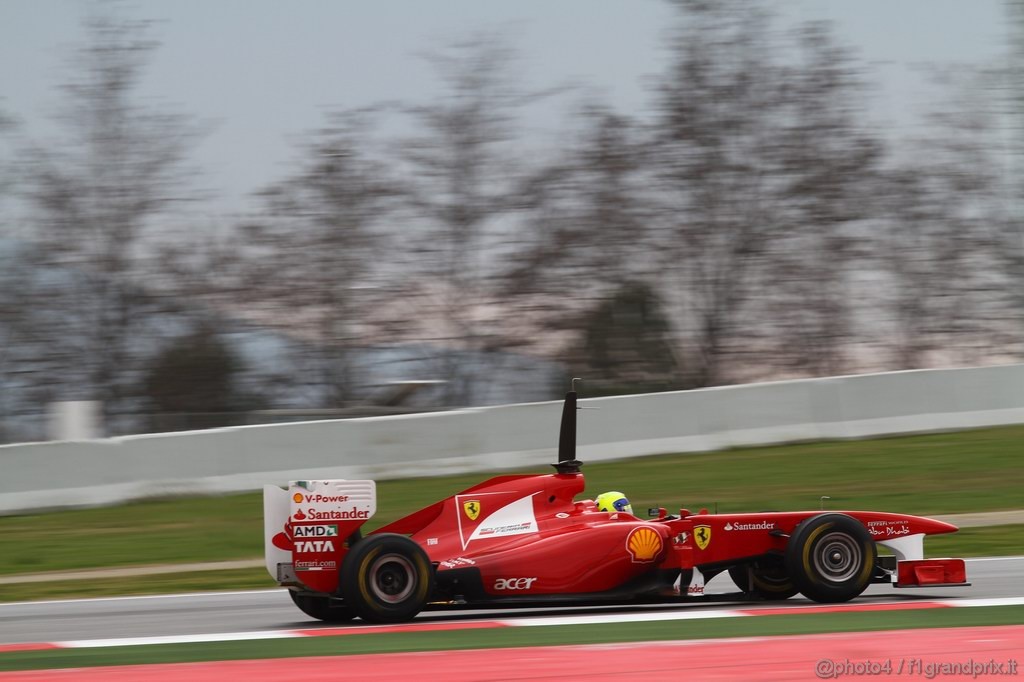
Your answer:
(595, 491), (632, 515)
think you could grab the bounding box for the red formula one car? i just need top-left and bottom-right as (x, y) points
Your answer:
(264, 390), (969, 623)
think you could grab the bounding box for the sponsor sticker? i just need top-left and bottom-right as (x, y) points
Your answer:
(494, 577), (537, 590)
(292, 524), (338, 538)
(867, 520), (911, 537)
(294, 540), (336, 553)
(694, 524), (712, 550)
(294, 559), (337, 571)
(295, 493), (350, 504)
(458, 493), (540, 549)
(626, 526), (664, 563)
(463, 500), (481, 521)
(478, 522), (532, 536)
(723, 521), (775, 531)
(439, 557), (477, 569)
(293, 507), (370, 521)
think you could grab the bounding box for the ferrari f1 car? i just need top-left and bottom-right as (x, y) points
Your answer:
(264, 389), (969, 623)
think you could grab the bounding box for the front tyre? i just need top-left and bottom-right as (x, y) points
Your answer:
(288, 590), (356, 623)
(340, 533), (433, 623)
(785, 513), (876, 603)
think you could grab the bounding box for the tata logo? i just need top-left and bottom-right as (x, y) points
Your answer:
(493, 577), (537, 590)
(293, 525), (338, 538)
(294, 540), (335, 553)
(463, 500), (481, 521)
(694, 525), (712, 550)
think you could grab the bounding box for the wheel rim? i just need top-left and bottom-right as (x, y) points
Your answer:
(369, 553), (416, 603)
(812, 532), (861, 583)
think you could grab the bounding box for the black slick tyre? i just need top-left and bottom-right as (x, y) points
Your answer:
(339, 533), (433, 623)
(728, 559), (799, 600)
(784, 513), (876, 603)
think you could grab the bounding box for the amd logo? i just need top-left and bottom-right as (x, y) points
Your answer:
(493, 577), (537, 590)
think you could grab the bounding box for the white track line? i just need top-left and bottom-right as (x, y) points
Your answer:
(508, 609), (746, 627)
(947, 596), (1024, 608)
(59, 630), (300, 649)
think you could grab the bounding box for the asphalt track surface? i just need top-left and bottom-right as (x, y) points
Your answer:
(1, 556), (1019, 647)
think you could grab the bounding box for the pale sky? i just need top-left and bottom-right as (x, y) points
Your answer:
(0, 1), (1011, 215)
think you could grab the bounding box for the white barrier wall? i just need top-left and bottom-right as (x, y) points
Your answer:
(1, 364), (1022, 515)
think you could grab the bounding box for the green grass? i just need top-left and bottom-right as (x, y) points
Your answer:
(0, 424), (1020, 601)
(928, 524), (1024, 558)
(0, 568), (275, 603)
(0, 494), (263, 576)
(1, 605), (1022, 671)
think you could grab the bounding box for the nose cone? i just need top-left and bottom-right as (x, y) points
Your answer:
(910, 514), (959, 535)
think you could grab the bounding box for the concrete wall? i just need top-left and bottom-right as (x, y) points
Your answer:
(2, 364), (1022, 515)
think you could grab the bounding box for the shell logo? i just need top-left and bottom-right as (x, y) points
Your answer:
(626, 526), (664, 563)
(292, 493), (304, 503)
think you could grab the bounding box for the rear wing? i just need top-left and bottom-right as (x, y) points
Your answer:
(264, 480), (376, 593)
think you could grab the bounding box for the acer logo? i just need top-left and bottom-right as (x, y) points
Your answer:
(295, 540), (335, 553)
(494, 577), (537, 590)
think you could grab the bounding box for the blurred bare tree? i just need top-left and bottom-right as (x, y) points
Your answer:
(762, 23), (884, 377)
(3, 1), (1022, 442)
(878, 72), (1007, 368)
(505, 102), (675, 389)
(996, 0), (1024, 354)
(236, 112), (393, 406)
(21, 9), (203, 428)
(510, 103), (654, 293)
(393, 37), (542, 405)
(652, 3), (889, 385)
(651, 1), (794, 387)
(0, 108), (24, 440)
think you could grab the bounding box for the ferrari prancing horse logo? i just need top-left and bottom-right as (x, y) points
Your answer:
(694, 524), (711, 550)
(463, 500), (481, 521)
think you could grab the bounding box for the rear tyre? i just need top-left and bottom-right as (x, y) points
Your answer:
(784, 514), (876, 603)
(340, 533), (433, 623)
(288, 590), (356, 623)
(728, 559), (798, 600)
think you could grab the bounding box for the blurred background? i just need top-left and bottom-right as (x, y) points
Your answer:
(0, 0), (1022, 444)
